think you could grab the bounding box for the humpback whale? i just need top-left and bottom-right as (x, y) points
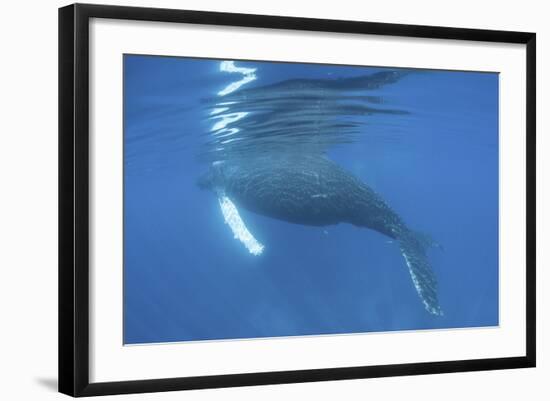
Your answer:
(198, 154), (442, 315)
(199, 66), (442, 315)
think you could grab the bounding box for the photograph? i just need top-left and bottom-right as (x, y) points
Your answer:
(123, 55), (500, 345)
(0, 0), (542, 399)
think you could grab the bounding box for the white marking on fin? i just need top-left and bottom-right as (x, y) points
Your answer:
(402, 251), (443, 316)
(218, 195), (264, 256)
(311, 194), (328, 199)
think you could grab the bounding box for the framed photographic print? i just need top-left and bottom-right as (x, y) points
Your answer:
(58, 3), (536, 397)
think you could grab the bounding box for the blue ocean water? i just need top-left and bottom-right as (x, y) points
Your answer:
(123, 55), (499, 344)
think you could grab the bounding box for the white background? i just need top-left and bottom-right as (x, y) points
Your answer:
(0, 0), (547, 399)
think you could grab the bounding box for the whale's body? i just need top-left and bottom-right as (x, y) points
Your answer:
(199, 154), (442, 315)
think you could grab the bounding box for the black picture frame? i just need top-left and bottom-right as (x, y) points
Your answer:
(59, 3), (536, 397)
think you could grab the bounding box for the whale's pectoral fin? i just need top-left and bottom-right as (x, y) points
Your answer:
(399, 231), (443, 315)
(218, 194), (264, 256)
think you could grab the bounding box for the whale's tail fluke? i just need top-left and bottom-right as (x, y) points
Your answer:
(398, 230), (443, 315)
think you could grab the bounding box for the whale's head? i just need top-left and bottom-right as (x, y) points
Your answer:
(196, 170), (214, 190)
(196, 161), (227, 192)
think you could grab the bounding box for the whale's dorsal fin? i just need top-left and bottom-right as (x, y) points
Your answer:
(218, 194), (264, 256)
